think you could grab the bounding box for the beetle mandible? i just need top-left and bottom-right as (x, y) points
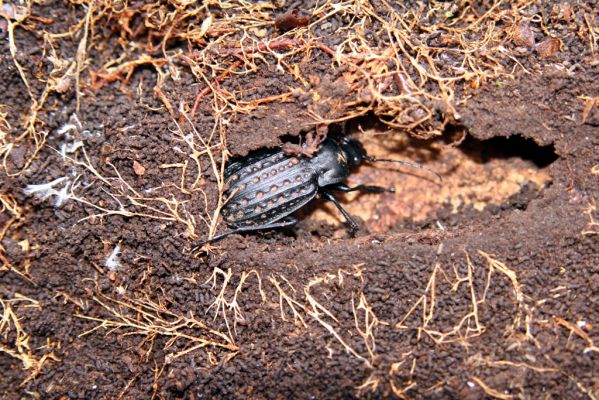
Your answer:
(201, 136), (439, 245)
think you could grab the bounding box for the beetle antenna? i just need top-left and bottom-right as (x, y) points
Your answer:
(363, 156), (442, 182)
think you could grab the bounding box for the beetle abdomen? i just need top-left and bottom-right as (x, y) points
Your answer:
(222, 154), (317, 227)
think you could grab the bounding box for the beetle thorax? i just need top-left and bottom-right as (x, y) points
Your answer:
(310, 140), (362, 187)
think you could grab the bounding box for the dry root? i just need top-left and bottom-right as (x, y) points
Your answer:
(266, 250), (530, 392)
(266, 264), (379, 368)
(355, 250), (539, 397)
(582, 198), (599, 236)
(2, 0), (595, 246)
(0, 194), (33, 281)
(4, 0), (592, 178)
(205, 267), (265, 338)
(77, 288), (238, 365)
(0, 294), (60, 385)
(23, 107), (228, 240)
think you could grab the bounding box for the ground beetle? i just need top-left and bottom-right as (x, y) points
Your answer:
(200, 136), (439, 245)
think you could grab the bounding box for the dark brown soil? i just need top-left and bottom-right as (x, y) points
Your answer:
(1, 1), (598, 399)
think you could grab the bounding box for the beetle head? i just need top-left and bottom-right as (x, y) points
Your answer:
(339, 137), (366, 168)
(336, 136), (442, 181)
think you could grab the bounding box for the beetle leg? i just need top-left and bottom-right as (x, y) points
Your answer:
(321, 191), (359, 235)
(193, 217), (298, 249)
(330, 183), (395, 193)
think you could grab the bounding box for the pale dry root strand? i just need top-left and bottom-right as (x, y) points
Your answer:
(553, 317), (599, 355)
(304, 267), (376, 368)
(582, 198), (599, 236)
(1, 1), (597, 395)
(267, 264), (378, 368)
(0, 105), (10, 142)
(351, 292), (380, 367)
(0, 194), (21, 271)
(150, 360), (166, 400)
(2, 0), (595, 244)
(266, 250), (543, 397)
(355, 250), (593, 398)
(470, 376), (514, 400)
(176, 108), (229, 243)
(27, 102), (230, 241)
(76, 288), (238, 365)
(0, 294), (60, 386)
(394, 259), (487, 344)
(67, 153), (197, 237)
(27, 105), (230, 245)
(204, 267), (265, 338)
(205, 264), (376, 366)
(269, 274), (307, 327)
(54, 108), (226, 239)
(0, 194), (35, 282)
(76, 268), (268, 368)
(393, 251), (529, 344)
(0, 2), (85, 176)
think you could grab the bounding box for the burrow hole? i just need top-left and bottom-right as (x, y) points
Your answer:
(299, 120), (558, 234)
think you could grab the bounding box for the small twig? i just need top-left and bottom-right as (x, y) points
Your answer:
(190, 59), (243, 117)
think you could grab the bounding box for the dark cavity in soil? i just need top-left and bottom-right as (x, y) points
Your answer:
(278, 120), (559, 235)
(457, 133), (558, 168)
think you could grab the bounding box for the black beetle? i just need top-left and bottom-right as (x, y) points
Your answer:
(200, 136), (439, 245)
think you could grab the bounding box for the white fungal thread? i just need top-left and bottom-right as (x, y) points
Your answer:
(23, 177), (72, 207)
(56, 123), (78, 135)
(56, 114), (84, 160)
(104, 245), (121, 271)
(59, 140), (84, 160)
